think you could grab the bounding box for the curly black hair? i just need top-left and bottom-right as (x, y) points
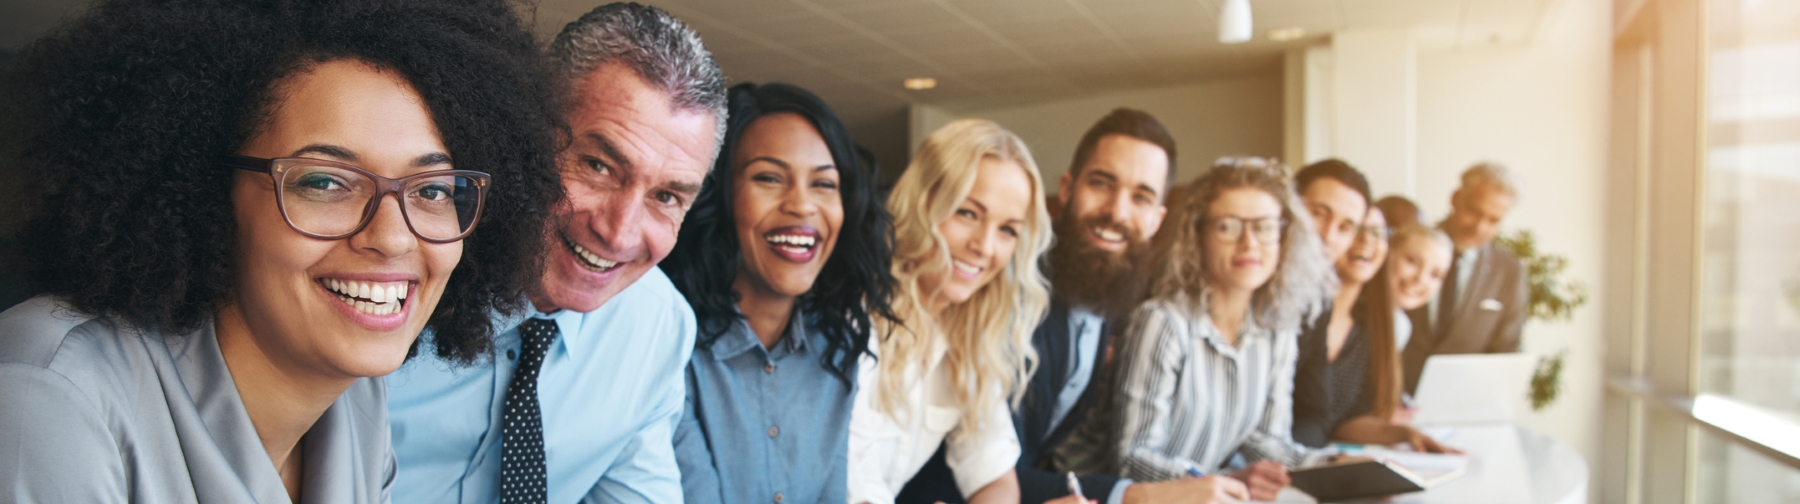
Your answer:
(0, 0), (564, 364)
(660, 82), (896, 385)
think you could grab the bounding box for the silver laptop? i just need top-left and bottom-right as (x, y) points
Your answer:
(1412, 353), (1538, 425)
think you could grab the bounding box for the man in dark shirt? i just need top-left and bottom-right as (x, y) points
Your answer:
(898, 109), (1246, 504)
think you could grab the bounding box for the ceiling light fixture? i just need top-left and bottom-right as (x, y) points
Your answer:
(1218, 0), (1252, 44)
(903, 77), (937, 90)
(1268, 27), (1306, 42)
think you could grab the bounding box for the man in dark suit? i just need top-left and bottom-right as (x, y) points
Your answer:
(898, 109), (1245, 504)
(1402, 162), (1530, 393)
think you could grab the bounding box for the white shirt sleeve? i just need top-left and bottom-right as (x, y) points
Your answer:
(943, 394), (1022, 498)
(846, 352), (896, 504)
(1394, 309), (1414, 351)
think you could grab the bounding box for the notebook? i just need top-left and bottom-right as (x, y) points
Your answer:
(1287, 454), (1467, 502)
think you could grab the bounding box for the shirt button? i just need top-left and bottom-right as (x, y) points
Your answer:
(764, 363), (775, 372)
(774, 493), (784, 503)
(506, 349), (517, 360)
(768, 426), (779, 437)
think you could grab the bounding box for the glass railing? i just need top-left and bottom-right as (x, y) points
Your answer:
(1698, 429), (1800, 503)
(1606, 376), (1800, 469)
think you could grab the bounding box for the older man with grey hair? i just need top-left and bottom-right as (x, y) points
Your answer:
(1400, 162), (1529, 393)
(387, 4), (725, 503)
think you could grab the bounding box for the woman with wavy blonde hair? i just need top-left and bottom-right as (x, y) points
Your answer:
(847, 119), (1054, 504)
(1055, 157), (1338, 502)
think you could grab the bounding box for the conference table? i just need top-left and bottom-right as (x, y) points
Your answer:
(1266, 424), (1588, 504)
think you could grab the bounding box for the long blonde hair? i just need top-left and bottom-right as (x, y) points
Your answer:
(877, 118), (1053, 432)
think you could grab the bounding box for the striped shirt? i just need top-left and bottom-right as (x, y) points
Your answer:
(1053, 295), (1333, 481)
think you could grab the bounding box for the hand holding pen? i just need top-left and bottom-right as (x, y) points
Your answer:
(1046, 471), (1096, 504)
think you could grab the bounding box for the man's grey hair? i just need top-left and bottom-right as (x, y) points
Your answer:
(1457, 161), (1524, 200)
(551, 2), (727, 147)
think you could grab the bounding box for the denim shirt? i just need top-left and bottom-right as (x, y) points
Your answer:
(674, 308), (857, 504)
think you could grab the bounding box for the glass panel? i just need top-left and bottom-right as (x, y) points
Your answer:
(1698, 429), (1800, 504)
(1700, 0), (1800, 493)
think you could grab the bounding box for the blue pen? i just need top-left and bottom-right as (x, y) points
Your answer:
(1186, 465), (1207, 478)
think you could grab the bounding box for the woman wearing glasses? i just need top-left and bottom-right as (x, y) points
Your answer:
(0, 0), (559, 501)
(1055, 158), (1337, 502)
(846, 119), (1055, 504)
(662, 82), (896, 504)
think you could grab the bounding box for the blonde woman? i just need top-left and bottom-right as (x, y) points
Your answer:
(1388, 222), (1458, 391)
(1055, 158), (1337, 502)
(847, 119), (1056, 504)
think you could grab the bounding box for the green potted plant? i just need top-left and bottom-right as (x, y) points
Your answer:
(1494, 229), (1588, 411)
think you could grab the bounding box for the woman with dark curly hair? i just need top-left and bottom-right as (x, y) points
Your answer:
(661, 82), (895, 504)
(0, 0), (561, 501)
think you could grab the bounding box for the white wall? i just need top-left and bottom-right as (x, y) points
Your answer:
(915, 75), (1285, 192)
(1412, 0), (1611, 478)
(1334, 30), (1419, 198)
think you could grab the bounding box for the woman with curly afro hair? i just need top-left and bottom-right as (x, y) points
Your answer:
(0, 0), (563, 501)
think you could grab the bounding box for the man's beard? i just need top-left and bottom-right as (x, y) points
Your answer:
(1047, 212), (1153, 319)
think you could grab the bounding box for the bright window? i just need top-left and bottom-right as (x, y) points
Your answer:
(1698, 0), (1800, 499)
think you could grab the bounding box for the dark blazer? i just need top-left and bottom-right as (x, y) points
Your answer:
(896, 300), (1120, 504)
(1401, 241), (1528, 393)
(1290, 307), (1335, 447)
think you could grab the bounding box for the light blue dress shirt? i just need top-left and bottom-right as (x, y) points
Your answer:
(387, 267), (696, 504)
(674, 309), (856, 504)
(1047, 305), (1104, 437)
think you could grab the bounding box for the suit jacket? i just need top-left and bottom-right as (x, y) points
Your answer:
(896, 300), (1120, 504)
(1401, 241), (1528, 393)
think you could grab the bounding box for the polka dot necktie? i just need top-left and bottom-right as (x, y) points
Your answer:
(500, 318), (557, 504)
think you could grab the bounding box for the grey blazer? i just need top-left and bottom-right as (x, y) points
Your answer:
(0, 296), (395, 503)
(1400, 242), (1529, 393)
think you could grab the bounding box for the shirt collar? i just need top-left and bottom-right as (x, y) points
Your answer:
(1195, 308), (1268, 355)
(1068, 305), (1104, 327)
(510, 303), (591, 356)
(709, 308), (810, 361)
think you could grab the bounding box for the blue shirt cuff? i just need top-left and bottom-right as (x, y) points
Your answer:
(1106, 478), (1133, 504)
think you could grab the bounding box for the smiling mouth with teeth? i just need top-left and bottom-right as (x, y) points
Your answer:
(765, 232), (818, 252)
(952, 260), (983, 277)
(563, 235), (621, 272)
(1092, 226), (1125, 243)
(321, 278), (410, 316)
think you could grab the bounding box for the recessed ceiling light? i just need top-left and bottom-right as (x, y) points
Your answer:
(1268, 27), (1306, 42)
(903, 77), (937, 90)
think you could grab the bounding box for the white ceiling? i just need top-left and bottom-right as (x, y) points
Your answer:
(528, 0), (1553, 125)
(3, 0), (1552, 169)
